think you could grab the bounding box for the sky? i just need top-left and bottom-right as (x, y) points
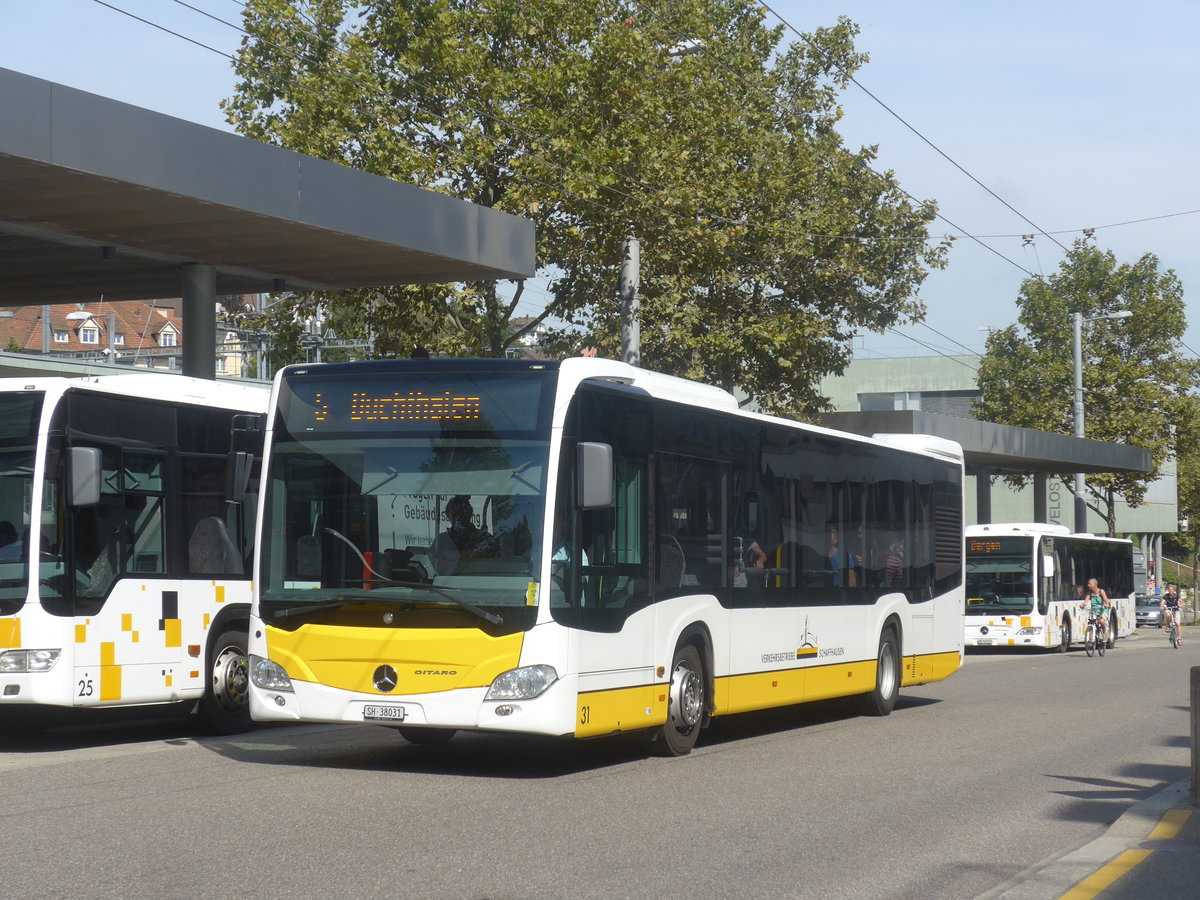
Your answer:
(3, 0), (1199, 360)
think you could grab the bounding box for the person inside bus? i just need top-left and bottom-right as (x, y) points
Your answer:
(1080, 578), (1112, 642)
(885, 539), (905, 587)
(824, 524), (856, 587)
(733, 535), (768, 588)
(434, 495), (493, 574)
(0, 520), (20, 562)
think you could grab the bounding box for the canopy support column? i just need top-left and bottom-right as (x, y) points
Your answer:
(181, 263), (216, 379)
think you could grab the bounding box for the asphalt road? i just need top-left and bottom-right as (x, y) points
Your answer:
(0, 627), (1192, 900)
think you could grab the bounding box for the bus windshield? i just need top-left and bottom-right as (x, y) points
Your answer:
(0, 392), (43, 616)
(259, 366), (555, 632)
(965, 554), (1034, 614)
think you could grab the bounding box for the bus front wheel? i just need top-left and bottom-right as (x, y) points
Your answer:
(195, 626), (251, 735)
(860, 628), (900, 717)
(1059, 620), (1071, 653)
(650, 644), (706, 757)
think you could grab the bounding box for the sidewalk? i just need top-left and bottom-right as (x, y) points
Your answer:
(978, 780), (1199, 900)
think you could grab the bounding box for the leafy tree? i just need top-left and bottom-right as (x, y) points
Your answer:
(975, 240), (1197, 535)
(225, 0), (944, 415)
(1166, 395), (1200, 599)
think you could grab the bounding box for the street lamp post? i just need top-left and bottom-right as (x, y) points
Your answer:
(1071, 309), (1133, 533)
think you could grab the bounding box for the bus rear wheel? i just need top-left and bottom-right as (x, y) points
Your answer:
(860, 628), (900, 717)
(1059, 620), (1071, 653)
(650, 644), (706, 757)
(1107, 613), (1117, 649)
(195, 626), (251, 735)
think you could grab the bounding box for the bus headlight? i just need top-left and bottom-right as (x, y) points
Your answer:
(1016, 627), (1043, 636)
(485, 665), (558, 700)
(249, 655), (294, 692)
(0, 649), (61, 673)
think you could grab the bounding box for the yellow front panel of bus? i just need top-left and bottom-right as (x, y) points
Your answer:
(266, 624), (523, 695)
(576, 684), (667, 738)
(0, 618), (19, 649)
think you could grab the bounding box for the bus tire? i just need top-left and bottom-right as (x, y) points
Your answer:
(860, 627), (900, 717)
(650, 643), (706, 757)
(399, 727), (457, 745)
(1059, 619), (1071, 653)
(195, 626), (251, 735)
(1107, 613), (1117, 649)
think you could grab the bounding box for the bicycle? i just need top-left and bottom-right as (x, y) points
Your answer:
(1084, 614), (1106, 658)
(1164, 607), (1181, 649)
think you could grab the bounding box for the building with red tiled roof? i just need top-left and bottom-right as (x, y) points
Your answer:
(0, 301), (181, 368)
(0, 299), (260, 378)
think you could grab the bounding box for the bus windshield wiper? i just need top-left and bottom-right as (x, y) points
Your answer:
(318, 527), (504, 625)
(268, 590), (502, 625)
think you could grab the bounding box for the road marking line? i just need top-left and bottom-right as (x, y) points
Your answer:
(1059, 808), (1193, 899)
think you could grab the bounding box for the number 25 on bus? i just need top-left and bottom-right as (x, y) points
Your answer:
(248, 358), (966, 755)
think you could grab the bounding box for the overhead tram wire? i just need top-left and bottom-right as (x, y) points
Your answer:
(135, 0), (1069, 365)
(203, 0), (946, 252)
(916, 320), (984, 358)
(624, 0), (1039, 282)
(754, 1), (1070, 255)
(212, 0), (1038, 363)
(159, 1), (1197, 276)
(626, 2), (1186, 367)
(885, 328), (980, 371)
(152, 0), (962, 342)
(624, 2), (1195, 364)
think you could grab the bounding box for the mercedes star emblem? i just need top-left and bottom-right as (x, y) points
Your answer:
(373, 664), (398, 693)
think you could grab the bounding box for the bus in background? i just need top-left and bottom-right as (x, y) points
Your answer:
(248, 357), (965, 755)
(965, 523), (1135, 651)
(0, 375), (266, 733)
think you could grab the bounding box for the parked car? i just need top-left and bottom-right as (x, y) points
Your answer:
(1136, 594), (1164, 628)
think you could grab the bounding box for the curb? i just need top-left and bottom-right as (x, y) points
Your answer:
(975, 781), (1192, 900)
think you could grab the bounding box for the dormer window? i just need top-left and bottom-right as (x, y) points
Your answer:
(80, 326), (99, 344)
(53, 330), (69, 343)
(159, 330), (177, 348)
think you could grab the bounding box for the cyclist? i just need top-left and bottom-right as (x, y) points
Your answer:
(1161, 583), (1182, 646)
(1079, 578), (1112, 645)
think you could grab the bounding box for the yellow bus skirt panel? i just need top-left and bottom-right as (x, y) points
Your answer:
(266, 624), (524, 695)
(902, 650), (962, 686)
(575, 683), (667, 738)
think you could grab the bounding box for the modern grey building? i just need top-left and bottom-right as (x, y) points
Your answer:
(818, 355), (1176, 570)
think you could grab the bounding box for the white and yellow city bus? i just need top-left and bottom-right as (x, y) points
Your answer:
(248, 358), (965, 754)
(0, 374), (266, 732)
(965, 523), (1136, 651)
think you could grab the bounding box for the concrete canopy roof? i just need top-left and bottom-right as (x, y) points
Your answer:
(0, 66), (535, 303)
(821, 410), (1152, 476)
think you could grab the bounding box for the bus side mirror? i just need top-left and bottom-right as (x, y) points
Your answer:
(69, 447), (102, 508)
(226, 450), (253, 504)
(577, 442), (613, 509)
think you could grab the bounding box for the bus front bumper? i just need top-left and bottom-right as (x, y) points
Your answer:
(248, 674), (579, 737)
(966, 625), (1044, 647)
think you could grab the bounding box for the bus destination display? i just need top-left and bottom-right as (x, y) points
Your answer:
(313, 390), (483, 424)
(281, 372), (549, 435)
(967, 536), (1029, 556)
